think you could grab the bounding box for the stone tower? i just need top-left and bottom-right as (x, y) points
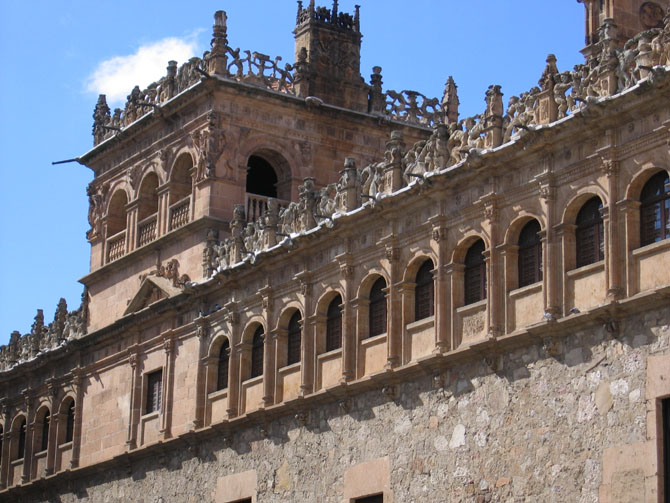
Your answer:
(293, 1), (369, 111)
(579, 0), (670, 57)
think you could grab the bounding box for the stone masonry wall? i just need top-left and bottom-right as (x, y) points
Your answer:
(26, 306), (669, 503)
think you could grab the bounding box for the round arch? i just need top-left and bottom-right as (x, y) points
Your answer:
(505, 214), (545, 245)
(562, 189), (607, 225)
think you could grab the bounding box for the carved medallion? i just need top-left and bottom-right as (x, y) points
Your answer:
(640, 2), (664, 28)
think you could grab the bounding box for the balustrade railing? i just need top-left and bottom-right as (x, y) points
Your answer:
(137, 213), (158, 247)
(106, 231), (126, 263)
(169, 197), (191, 231)
(246, 193), (289, 222)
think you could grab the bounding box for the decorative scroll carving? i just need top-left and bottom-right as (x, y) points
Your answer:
(385, 90), (441, 127)
(140, 259), (191, 289)
(0, 291), (88, 372)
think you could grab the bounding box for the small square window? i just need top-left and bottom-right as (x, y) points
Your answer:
(145, 369), (163, 415)
(355, 495), (383, 503)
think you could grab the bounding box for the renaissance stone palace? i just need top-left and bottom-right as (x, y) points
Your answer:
(1, 1), (669, 501)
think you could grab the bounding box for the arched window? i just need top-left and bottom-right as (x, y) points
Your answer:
(250, 326), (264, 379)
(326, 294), (343, 352)
(107, 190), (128, 236)
(518, 220), (542, 287)
(640, 171), (670, 246)
(464, 239), (486, 305)
(217, 339), (230, 391)
(16, 418), (26, 460)
(369, 277), (387, 337)
(40, 409), (50, 452)
(414, 259), (434, 321)
(287, 311), (302, 366)
(65, 400), (75, 444)
(246, 155), (278, 198)
(169, 154), (193, 205)
(576, 197), (604, 268)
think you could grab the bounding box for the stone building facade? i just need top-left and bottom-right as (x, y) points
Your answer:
(1, 1), (670, 502)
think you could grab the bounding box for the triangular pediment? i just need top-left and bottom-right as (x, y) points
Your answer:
(124, 276), (182, 315)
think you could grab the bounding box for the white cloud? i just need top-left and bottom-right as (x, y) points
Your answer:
(86, 37), (199, 105)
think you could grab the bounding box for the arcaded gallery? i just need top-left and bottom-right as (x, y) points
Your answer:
(1, 1), (670, 502)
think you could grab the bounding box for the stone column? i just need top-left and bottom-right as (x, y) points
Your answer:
(337, 254), (356, 382)
(447, 263), (465, 349)
(484, 203), (503, 337)
(603, 159), (624, 300)
(261, 288), (275, 407)
(619, 199), (640, 296)
(297, 273), (314, 395)
(226, 306), (240, 418)
(193, 318), (209, 429)
(125, 347), (141, 451)
(272, 329), (287, 401)
(126, 200), (139, 253)
(0, 402), (10, 488)
(430, 220), (450, 352)
(21, 390), (34, 484)
(160, 333), (175, 439)
(398, 282), (413, 364)
(539, 177), (560, 317)
(301, 316), (315, 396)
(556, 224), (576, 313)
(44, 382), (58, 476)
(70, 368), (84, 469)
(500, 244), (519, 333)
(157, 184), (170, 236)
(235, 342), (251, 414)
(385, 245), (402, 369)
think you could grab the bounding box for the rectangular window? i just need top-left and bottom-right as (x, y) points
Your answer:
(663, 398), (669, 503)
(355, 495), (383, 503)
(145, 369), (163, 415)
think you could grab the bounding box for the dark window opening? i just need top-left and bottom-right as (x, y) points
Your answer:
(369, 277), (387, 337)
(326, 294), (343, 352)
(217, 339), (230, 391)
(41, 410), (50, 452)
(146, 370), (163, 415)
(465, 239), (487, 305)
(246, 155), (278, 198)
(65, 400), (75, 444)
(414, 259), (435, 321)
(640, 171), (670, 247)
(250, 326), (265, 379)
(287, 311), (302, 366)
(518, 220), (543, 287)
(663, 398), (669, 503)
(576, 197), (604, 268)
(16, 418), (26, 460)
(355, 495), (384, 503)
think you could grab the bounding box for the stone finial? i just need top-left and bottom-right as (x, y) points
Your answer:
(167, 60), (178, 78)
(484, 85), (504, 149)
(331, 0), (339, 23)
(294, 47), (311, 98)
(539, 54), (559, 91)
(338, 157), (360, 212)
(92, 94), (111, 145)
(600, 18), (617, 42)
(441, 76), (459, 124)
(208, 11), (229, 75)
(368, 66), (384, 113)
(354, 5), (360, 31)
(231, 204), (246, 263)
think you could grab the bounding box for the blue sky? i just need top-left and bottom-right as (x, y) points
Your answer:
(0, 1), (584, 345)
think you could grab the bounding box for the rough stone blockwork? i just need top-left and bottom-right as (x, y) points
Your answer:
(44, 308), (668, 503)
